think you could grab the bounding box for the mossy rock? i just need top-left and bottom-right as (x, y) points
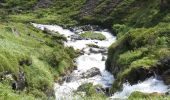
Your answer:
(86, 43), (99, 48)
(80, 31), (106, 40)
(129, 91), (169, 100)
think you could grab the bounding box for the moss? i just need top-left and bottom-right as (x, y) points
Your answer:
(80, 31), (106, 40)
(76, 83), (106, 99)
(87, 43), (100, 48)
(129, 91), (170, 100)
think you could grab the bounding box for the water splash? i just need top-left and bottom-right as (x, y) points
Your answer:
(111, 77), (169, 99)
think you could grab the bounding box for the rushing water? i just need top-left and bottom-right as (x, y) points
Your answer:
(111, 77), (169, 99)
(32, 23), (169, 100)
(32, 23), (116, 99)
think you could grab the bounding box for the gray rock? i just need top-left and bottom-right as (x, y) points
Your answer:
(70, 34), (84, 40)
(82, 67), (101, 78)
(12, 71), (27, 90)
(102, 56), (106, 61)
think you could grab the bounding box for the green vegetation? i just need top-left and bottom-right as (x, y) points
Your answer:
(0, 22), (77, 99)
(129, 91), (170, 100)
(86, 43), (99, 48)
(0, 0), (86, 27)
(76, 83), (106, 100)
(105, 0), (170, 94)
(80, 31), (106, 40)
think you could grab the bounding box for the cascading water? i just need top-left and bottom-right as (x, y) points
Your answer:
(111, 77), (169, 99)
(32, 23), (169, 100)
(32, 23), (116, 99)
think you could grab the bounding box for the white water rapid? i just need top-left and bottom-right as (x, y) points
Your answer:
(32, 23), (169, 100)
(111, 77), (169, 99)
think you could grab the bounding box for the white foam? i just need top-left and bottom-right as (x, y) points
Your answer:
(32, 23), (74, 37)
(111, 77), (169, 99)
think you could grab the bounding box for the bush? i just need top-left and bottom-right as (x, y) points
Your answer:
(112, 24), (129, 37)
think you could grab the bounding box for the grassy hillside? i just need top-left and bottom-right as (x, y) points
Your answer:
(0, 22), (77, 99)
(103, 0), (170, 93)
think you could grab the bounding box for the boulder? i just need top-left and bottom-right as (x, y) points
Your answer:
(102, 56), (106, 61)
(89, 48), (107, 54)
(70, 34), (84, 40)
(82, 67), (101, 78)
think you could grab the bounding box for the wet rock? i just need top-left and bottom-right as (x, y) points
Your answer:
(77, 83), (105, 96)
(70, 34), (84, 40)
(89, 48), (99, 53)
(102, 56), (106, 61)
(12, 71), (27, 91)
(125, 67), (153, 85)
(65, 73), (83, 83)
(86, 43), (99, 48)
(89, 48), (107, 54)
(99, 49), (107, 55)
(165, 91), (170, 96)
(123, 56), (170, 85)
(162, 69), (170, 85)
(71, 25), (101, 33)
(82, 67), (101, 78)
(43, 27), (54, 34)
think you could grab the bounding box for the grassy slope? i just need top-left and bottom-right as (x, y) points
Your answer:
(102, 0), (170, 95)
(0, 0), (85, 99)
(0, 22), (77, 99)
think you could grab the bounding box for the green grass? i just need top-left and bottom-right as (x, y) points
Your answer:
(129, 91), (170, 100)
(80, 31), (106, 40)
(0, 22), (77, 99)
(76, 83), (107, 100)
(0, 83), (37, 100)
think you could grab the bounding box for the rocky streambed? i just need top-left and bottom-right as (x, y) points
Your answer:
(32, 23), (169, 100)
